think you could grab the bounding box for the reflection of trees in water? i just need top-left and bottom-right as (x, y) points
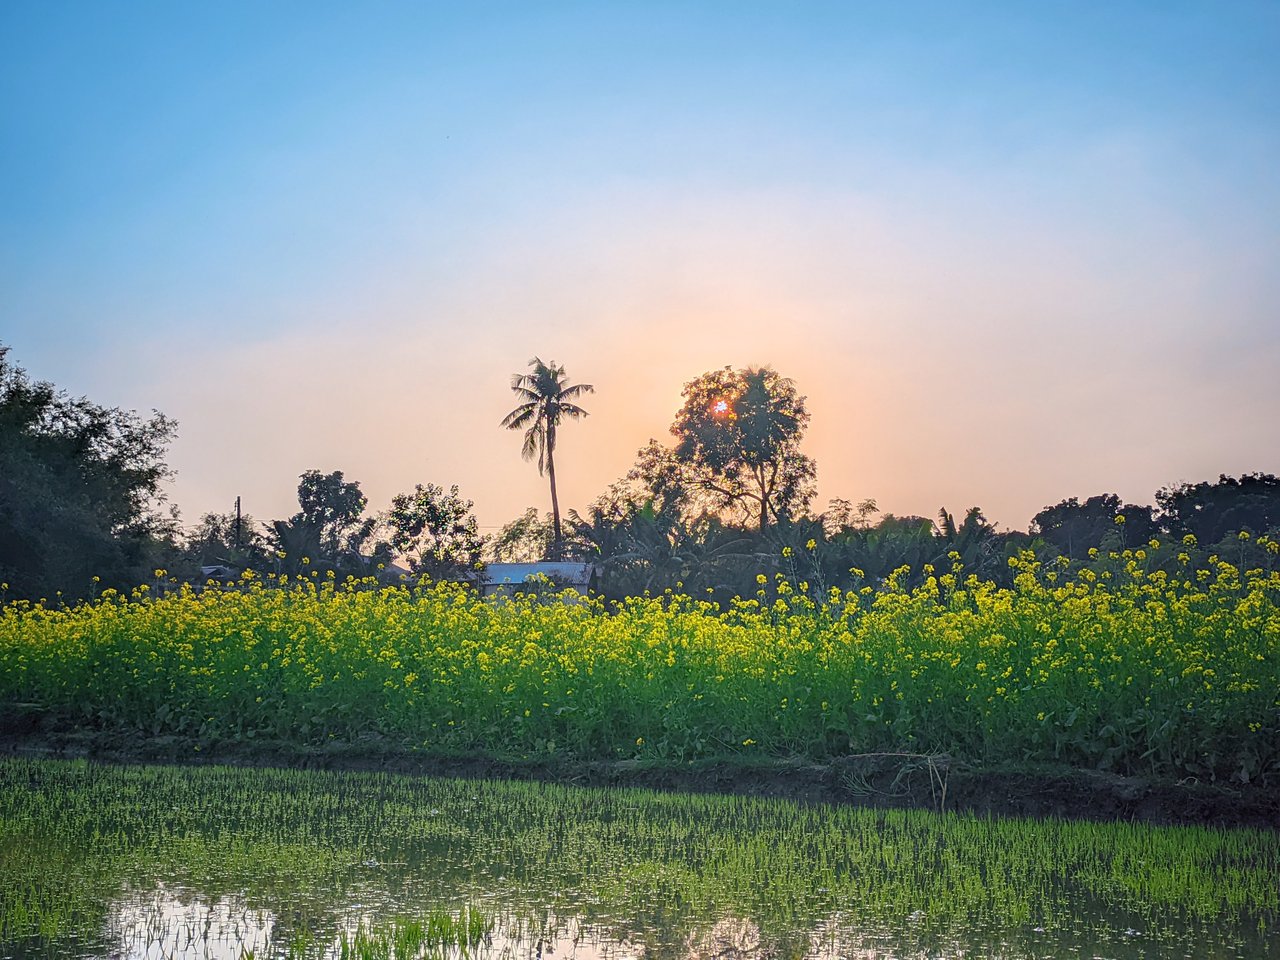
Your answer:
(6, 761), (1276, 960)
(108, 889), (274, 959)
(685, 916), (764, 959)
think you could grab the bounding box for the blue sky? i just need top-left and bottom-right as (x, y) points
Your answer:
(3, 2), (1278, 531)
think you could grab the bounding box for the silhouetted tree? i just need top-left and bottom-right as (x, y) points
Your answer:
(671, 366), (815, 531)
(489, 507), (554, 562)
(937, 506), (998, 569)
(837, 514), (939, 584)
(570, 439), (761, 599)
(183, 510), (268, 570)
(500, 358), (593, 559)
(1031, 494), (1123, 557)
(1156, 473), (1280, 544)
(1030, 493), (1158, 557)
(823, 497), (880, 537)
(269, 470), (379, 575)
(0, 343), (178, 599)
(386, 483), (484, 579)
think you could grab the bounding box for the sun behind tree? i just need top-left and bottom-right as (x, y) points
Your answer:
(672, 365), (815, 531)
(500, 358), (593, 560)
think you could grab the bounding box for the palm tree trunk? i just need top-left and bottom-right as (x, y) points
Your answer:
(547, 423), (563, 559)
(756, 466), (769, 532)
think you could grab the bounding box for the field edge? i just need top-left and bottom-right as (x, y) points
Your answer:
(2, 721), (1276, 830)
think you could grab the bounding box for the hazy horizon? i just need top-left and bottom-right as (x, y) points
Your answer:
(4, 2), (1278, 534)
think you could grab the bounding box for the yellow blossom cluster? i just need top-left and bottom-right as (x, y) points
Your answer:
(0, 557), (1276, 781)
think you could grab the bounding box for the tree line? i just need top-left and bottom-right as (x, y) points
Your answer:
(3, 343), (1278, 603)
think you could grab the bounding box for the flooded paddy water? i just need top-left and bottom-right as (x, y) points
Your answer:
(0, 758), (1275, 959)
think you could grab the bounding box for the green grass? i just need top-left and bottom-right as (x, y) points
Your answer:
(0, 758), (1276, 958)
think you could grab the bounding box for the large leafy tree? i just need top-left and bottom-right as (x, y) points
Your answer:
(671, 365), (815, 531)
(1031, 494), (1124, 558)
(269, 469), (380, 575)
(1156, 473), (1280, 544)
(1030, 493), (1158, 557)
(386, 483), (485, 579)
(489, 507), (554, 563)
(500, 358), (593, 559)
(0, 344), (177, 599)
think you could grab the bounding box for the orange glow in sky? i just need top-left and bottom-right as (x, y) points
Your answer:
(4, 5), (1278, 534)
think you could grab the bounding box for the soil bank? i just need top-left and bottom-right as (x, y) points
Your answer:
(2, 716), (1275, 830)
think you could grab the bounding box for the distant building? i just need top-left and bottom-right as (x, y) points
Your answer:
(477, 562), (598, 598)
(380, 560), (415, 581)
(199, 564), (239, 581)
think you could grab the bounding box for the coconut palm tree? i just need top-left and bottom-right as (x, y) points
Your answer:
(500, 358), (593, 559)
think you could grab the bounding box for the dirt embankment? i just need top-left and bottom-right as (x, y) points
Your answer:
(1, 710), (1275, 830)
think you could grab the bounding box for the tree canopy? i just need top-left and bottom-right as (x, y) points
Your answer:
(268, 470), (379, 575)
(1156, 473), (1280, 545)
(671, 365), (815, 531)
(488, 507), (554, 563)
(186, 509), (268, 570)
(386, 483), (484, 579)
(0, 344), (177, 599)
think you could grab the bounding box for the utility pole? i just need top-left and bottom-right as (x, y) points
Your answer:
(234, 496), (242, 553)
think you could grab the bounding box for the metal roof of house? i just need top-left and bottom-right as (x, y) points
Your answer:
(480, 562), (595, 586)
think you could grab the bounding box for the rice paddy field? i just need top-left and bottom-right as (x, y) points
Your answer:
(0, 758), (1277, 959)
(1, 554), (1277, 782)
(1, 558), (1278, 956)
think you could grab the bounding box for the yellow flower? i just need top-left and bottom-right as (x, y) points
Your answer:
(806, 539), (817, 551)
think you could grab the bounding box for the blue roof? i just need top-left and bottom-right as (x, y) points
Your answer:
(480, 562), (594, 585)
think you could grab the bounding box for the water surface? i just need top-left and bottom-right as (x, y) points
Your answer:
(0, 759), (1274, 958)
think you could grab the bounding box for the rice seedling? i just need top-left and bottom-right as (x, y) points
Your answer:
(336, 909), (492, 960)
(0, 759), (1275, 958)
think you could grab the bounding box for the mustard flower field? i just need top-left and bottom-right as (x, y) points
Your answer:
(2, 552), (1277, 784)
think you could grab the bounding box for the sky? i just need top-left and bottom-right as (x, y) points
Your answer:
(2, 1), (1278, 534)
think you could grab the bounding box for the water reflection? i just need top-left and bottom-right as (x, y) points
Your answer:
(0, 760), (1274, 960)
(88, 891), (1270, 960)
(108, 888), (273, 959)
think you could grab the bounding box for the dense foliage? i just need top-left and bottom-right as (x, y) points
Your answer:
(0, 345), (177, 600)
(671, 365), (815, 530)
(6, 342), (1278, 613)
(386, 483), (484, 578)
(3, 550), (1276, 784)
